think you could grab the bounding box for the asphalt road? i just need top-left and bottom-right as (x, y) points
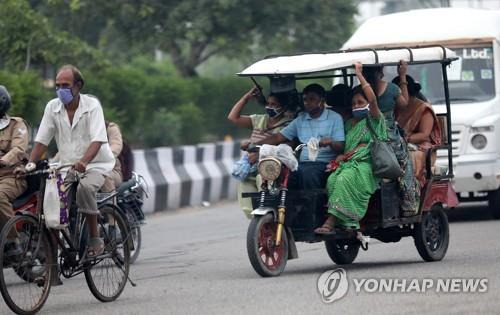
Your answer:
(1, 202), (499, 315)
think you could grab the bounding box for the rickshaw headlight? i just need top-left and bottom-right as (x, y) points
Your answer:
(258, 157), (282, 181)
(471, 134), (487, 150)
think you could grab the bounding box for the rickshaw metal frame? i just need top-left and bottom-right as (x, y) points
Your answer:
(239, 45), (457, 179)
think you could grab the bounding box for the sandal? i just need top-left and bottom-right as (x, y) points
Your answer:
(314, 216), (336, 235)
(87, 237), (105, 258)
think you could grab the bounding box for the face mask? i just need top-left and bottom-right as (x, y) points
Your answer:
(56, 87), (75, 105)
(265, 107), (283, 118)
(352, 104), (370, 118)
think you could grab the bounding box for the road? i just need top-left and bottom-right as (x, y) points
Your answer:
(1, 202), (499, 315)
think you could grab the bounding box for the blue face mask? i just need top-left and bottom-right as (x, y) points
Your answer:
(56, 87), (75, 105)
(265, 107), (283, 118)
(352, 104), (370, 118)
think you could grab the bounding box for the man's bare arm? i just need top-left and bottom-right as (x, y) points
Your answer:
(29, 142), (48, 163)
(255, 133), (288, 146)
(80, 142), (103, 166)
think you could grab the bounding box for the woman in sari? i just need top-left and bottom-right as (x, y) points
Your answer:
(362, 61), (420, 217)
(393, 75), (442, 187)
(315, 62), (387, 233)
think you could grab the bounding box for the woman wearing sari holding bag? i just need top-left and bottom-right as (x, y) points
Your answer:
(315, 62), (388, 234)
(393, 75), (442, 187)
(228, 87), (292, 218)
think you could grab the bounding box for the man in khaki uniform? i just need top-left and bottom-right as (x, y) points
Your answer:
(0, 86), (29, 256)
(102, 121), (123, 192)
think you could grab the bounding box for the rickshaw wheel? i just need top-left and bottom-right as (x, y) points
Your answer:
(325, 240), (360, 265)
(413, 205), (449, 262)
(247, 213), (288, 277)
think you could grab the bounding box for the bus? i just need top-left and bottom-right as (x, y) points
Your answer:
(342, 8), (500, 218)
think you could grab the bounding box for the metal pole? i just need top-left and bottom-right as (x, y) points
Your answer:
(441, 62), (453, 177)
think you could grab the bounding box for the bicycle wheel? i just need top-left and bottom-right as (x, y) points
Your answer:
(126, 211), (142, 264)
(0, 215), (52, 315)
(84, 205), (130, 302)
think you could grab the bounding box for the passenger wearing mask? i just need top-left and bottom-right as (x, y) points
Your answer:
(315, 63), (387, 233)
(228, 87), (292, 218)
(251, 84), (345, 190)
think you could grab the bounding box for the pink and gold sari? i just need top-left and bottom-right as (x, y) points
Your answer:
(397, 98), (442, 186)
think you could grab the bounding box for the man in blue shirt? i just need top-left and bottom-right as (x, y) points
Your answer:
(254, 84), (345, 189)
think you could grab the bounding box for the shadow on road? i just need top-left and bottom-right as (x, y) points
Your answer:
(281, 260), (426, 277)
(445, 204), (495, 223)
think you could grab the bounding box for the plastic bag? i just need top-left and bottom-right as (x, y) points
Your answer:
(307, 137), (319, 162)
(44, 174), (68, 229)
(259, 144), (298, 171)
(231, 155), (257, 181)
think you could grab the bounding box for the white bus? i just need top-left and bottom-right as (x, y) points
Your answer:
(342, 8), (500, 217)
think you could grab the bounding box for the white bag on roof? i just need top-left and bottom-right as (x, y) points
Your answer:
(259, 144), (298, 171)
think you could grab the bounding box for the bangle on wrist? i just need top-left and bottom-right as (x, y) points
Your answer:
(400, 81), (408, 85)
(362, 83), (370, 89)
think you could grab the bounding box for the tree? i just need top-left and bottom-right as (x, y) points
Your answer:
(0, 0), (105, 72)
(107, 0), (357, 77)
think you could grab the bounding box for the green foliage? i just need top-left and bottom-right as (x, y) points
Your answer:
(0, 71), (50, 124)
(80, 58), (257, 147)
(0, 0), (358, 147)
(68, 0), (357, 77)
(142, 108), (182, 147)
(0, 0), (105, 72)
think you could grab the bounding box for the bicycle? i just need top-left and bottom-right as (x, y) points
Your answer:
(0, 161), (133, 315)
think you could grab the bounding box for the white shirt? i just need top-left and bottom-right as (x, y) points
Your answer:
(35, 94), (115, 174)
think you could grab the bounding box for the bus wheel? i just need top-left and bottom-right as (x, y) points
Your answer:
(488, 188), (500, 219)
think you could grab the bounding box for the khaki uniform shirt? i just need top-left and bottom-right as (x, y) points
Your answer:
(106, 122), (123, 175)
(0, 115), (29, 177)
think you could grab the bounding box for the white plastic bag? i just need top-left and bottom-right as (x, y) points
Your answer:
(44, 176), (66, 229)
(260, 144), (298, 171)
(307, 137), (319, 162)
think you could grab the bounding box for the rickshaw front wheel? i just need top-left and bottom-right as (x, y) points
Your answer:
(247, 213), (288, 277)
(413, 205), (449, 262)
(325, 240), (360, 265)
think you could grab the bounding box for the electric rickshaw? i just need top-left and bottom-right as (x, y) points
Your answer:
(238, 46), (459, 277)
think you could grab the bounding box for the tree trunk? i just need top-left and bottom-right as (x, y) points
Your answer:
(168, 43), (199, 77)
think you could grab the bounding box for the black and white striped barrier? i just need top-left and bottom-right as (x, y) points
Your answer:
(133, 141), (242, 213)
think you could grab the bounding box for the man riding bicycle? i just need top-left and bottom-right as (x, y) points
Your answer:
(28, 65), (115, 258)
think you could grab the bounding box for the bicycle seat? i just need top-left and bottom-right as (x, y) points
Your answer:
(12, 191), (38, 209)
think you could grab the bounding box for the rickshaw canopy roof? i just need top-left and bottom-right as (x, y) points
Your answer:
(238, 46), (456, 77)
(342, 8), (500, 49)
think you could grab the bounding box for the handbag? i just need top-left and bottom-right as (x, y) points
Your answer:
(365, 117), (402, 179)
(44, 173), (69, 229)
